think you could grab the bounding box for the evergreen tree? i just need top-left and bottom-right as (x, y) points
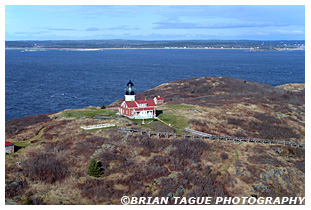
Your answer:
(87, 159), (102, 177)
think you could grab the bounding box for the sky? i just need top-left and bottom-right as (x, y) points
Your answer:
(5, 5), (305, 41)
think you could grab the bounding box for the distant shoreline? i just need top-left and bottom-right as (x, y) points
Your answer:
(5, 47), (305, 51)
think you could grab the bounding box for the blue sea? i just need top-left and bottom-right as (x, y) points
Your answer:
(5, 49), (305, 120)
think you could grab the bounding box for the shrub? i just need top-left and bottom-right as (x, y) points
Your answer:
(127, 135), (171, 151)
(248, 154), (285, 167)
(181, 169), (227, 202)
(98, 152), (126, 162)
(294, 160), (305, 173)
(143, 164), (170, 180)
(101, 105), (106, 109)
(44, 140), (73, 153)
(22, 152), (69, 184)
(253, 113), (281, 124)
(87, 159), (103, 177)
(78, 179), (124, 204)
(149, 155), (169, 165)
(227, 118), (245, 126)
(72, 136), (106, 157)
(157, 177), (178, 197)
(220, 152), (228, 160)
(140, 136), (155, 150)
(5, 181), (28, 199)
(170, 139), (210, 162)
(256, 123), (300, 139)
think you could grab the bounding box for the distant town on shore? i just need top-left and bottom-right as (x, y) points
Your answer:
(5, 40), (305, 50)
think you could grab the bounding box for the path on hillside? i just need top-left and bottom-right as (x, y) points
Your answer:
(154, 116), (173, 127)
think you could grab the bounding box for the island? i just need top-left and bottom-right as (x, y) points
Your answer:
(5, 76), (304, 205)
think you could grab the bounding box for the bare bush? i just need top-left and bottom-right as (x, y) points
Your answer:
(78, 179), (124, 204)
(149, 155), (170, 165)
(140, 136), (155, 149)
(246, 121), (300, 140)
(170, 139), (210, 162)
(253, 113), (281, 124)
(181, 169), (227, 203)
(248, 154), (285, 167)
(22, 152), (69, 184)
(157, 177), (178, 197)
(5, 181), (28, 199)
(44, 140), (73, 154)
(227, 118), (245, 126)
(72, 136), (106, 157)
(294, 160), (305, 173)
(98, 152), (126, 162)
(256, 123), (300, 139)
(220, 152), (228, 160)
(128, 135), (171, 151)
(143, 164), (170, 180)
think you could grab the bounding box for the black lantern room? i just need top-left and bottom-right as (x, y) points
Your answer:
(125, 80), (135, 95)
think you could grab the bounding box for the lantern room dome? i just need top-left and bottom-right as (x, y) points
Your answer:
(127, 80), (134, 87)
(125, 80), (135, 95)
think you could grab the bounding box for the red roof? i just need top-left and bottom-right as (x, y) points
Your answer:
(136, 99), (156, 106)
(134, 107), (155, 111)
(125, 99), (156, 108)
(125, 101), (137, 108)
(5, 141), (14, 146)
(156, 96), (164, 100)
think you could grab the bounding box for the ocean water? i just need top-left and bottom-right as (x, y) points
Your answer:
(5, 49), (305, 120)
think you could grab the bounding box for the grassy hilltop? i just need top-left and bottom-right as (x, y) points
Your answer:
(5, 76), (304, 204)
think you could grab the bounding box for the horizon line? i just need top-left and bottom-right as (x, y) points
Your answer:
(5, 39), (306, 42)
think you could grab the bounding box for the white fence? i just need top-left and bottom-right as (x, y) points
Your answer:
(80, 124), (115, 130)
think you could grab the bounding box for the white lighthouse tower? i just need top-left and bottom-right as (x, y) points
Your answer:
(125, 80), (135, 101)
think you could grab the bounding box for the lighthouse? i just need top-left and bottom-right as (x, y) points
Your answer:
(119, 80), (164, 119)
(125, 80), (135, 101)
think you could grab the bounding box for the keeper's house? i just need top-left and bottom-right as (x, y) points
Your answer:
(5, 141), (15, 154)
(118, 80), (163, 119)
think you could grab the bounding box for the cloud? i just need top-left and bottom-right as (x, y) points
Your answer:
(32, 27), (77, 31)
(273, 30), (304, 35)
(14, 31), (49, 35)
(153, 21), (288, 30)
(105, 25), (140, 31)
(47, 28), (76, 31)
(85, 27), (101, 31)
(153, 5), (305, 26)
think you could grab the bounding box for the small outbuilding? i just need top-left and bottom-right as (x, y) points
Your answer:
(5, 141), (15, 154)
(154, 96), (164, 105)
